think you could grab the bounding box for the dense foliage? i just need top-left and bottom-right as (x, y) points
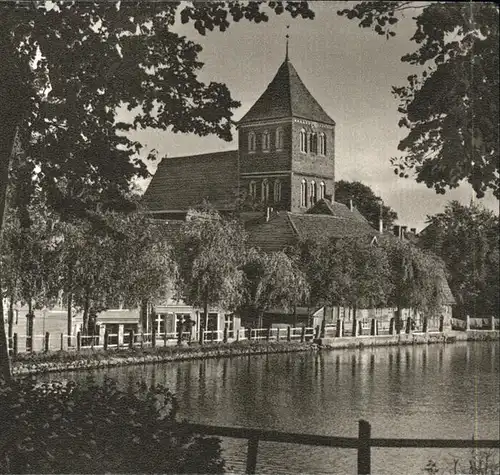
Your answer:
(240, 249), (310, 327)
(0, 377), (224, 474)
(293, 236), (392, 311)
(338, 2), (499, 199)
(419, 201), (499, 318)
(172, 209), (247, 332)
(335, 180), (398, 229)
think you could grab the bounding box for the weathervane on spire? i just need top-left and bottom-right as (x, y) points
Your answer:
(285, 25), (290, 60)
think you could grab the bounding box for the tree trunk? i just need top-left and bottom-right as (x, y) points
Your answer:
(7, 294), (14, 351)
(67, 292), (72, 338)
(82, 292), (91, 335)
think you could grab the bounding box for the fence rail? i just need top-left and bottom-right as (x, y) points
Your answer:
(181, 419), (500, 475)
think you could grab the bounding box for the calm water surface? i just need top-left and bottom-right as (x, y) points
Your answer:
(40, 342), (499, 474)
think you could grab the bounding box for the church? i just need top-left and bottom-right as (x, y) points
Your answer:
(141, 54), (454, 335)
(143, 54), (364, 227)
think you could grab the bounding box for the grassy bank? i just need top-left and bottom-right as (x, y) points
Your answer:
(11, 330), (498, 377)
(12, 340), (318, 376)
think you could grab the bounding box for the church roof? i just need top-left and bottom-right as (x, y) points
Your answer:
(141, 150), (239, 212)
(239, 59), (335, 126)
(306, 199), (370, 223)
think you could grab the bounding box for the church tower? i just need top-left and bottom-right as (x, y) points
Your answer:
(237, 57), (336, 213)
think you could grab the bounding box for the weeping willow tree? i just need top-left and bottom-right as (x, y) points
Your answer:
(381, 237), (448, 331)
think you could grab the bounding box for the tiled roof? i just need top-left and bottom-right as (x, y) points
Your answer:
(307, 199), (370, 223)
(239, 59), (335, 125)
(142, 150), (239, 212)
(287, 212), (377, 242)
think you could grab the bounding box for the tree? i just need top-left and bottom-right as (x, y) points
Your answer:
(419, 200), (499, 318)
(335, 180), (398, 229)
(293, 236), (392, 314)
(380, 236), (448, 331)
(0, 1), (315, 379)
(240, 248), (310, 327)
(172, 210), (246, 338)
(338, 3), (499, 199)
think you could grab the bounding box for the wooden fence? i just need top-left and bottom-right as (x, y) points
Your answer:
(7, 314), (498, 356)
(181, 419), (500, 474)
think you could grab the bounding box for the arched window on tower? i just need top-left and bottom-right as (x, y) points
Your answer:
(300, 129), (307, 153)
(276, 127), (285, 151)
(261, 179), (270, 202)
(262, 130), (270, 151)
(248, 131), (256, 152)
(274, 179), (282, 203)
(310, 180), (317, 205)
(249, 181), (257, 200)
(310, 132), (318, 154)
(319, 181), (325, 200)
(300, 179), (307, 207)
(319, 133), (326, 155)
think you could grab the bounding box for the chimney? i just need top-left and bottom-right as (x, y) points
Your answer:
(401, 226), (408, 238)
(349, 199), (354, 212)
(410, 227), (416, 235)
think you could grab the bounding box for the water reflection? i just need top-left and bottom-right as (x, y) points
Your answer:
(40, 342), (499, 474)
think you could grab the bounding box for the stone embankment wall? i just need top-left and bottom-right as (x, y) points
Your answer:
(11, 330), (498, 377)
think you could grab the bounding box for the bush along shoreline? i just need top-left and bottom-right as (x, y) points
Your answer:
(11, 330), (498, 377)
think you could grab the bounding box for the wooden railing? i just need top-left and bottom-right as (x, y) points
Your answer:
(182, 419), (500, 475)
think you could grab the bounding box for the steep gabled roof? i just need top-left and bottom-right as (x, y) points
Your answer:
(141, 150), (239, 212)
(239, 59), (335, 125)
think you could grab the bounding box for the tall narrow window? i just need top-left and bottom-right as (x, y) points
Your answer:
(310, 180), (317, 205)
(310, 132), (318, 153)
(276, 127), (284, 150)
(319, 133), (327, 155)
(274, 179), (282, 203)
(300, 179), (307, 207)
(262, 130), (270, 151)
(300, 129), (307, 153)
(319, 181), (325, 200)
(248, 131), (256, 152)
(261, 179), (269, 202)
(249, 181), (257, 200)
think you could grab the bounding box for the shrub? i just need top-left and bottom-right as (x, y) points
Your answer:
(0, 377), (225, 474)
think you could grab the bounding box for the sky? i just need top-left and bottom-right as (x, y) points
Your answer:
(127, 1), (498, 231)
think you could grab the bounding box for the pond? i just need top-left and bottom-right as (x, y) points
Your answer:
(40, 341), (499, 474)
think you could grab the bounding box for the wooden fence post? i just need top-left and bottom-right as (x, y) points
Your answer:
(300, 325), (306, 342)
(129, 330), (134, 349)
(236, 328), (240, 342)
(286, 326), (291, 342)
(423, 317), (428, 333)
(60, 333), (64, 351)
(320, 319), (326, 338)
(276, 328), (280, 341)
(439, 315), (445, 333)
(223, 326), (228, 343)
(314, 325), (320, 339)
(358, 419), (371, 475)
(465, 315), (470, 331)
(44, 332), (50, 353)
(352, 318), (359, 337)
(389, 317), (395, 335)
(152, 323), (157, 348)
(13, 333), (18, 356)
(76, 332), (81, 352)
(245, 436), (259, 474)
(266, 327), (271, 342)
(370, 319), (377, 336)
(104, 330), (109, 351)
(489, 315), (495, 330)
